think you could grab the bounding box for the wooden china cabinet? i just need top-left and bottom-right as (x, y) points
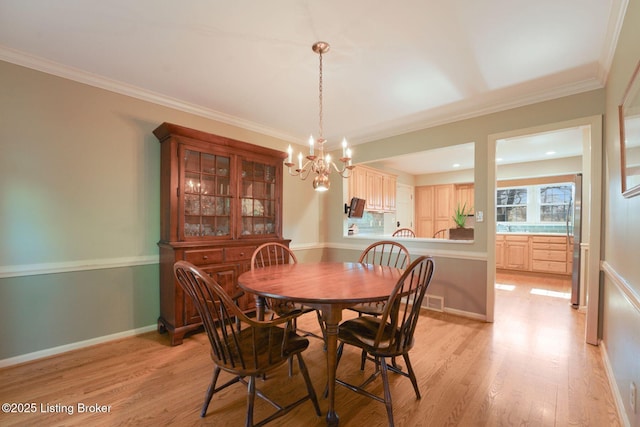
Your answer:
(154, 122), (289, 345)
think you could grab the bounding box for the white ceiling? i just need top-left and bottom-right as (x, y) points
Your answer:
(0, 1), (626, 166)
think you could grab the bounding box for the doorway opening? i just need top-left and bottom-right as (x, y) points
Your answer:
(487, 116), (603, 345)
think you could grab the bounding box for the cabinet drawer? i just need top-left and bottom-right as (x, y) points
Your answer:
(184, 249), (224, 265)
(531, 243), (566, 251)
(532, 249), (566, 262)
(531, 236), (566, 244)
(505, 235), (529, 242)
(225, 246), (256, 262)
(532, 260), (567, 273)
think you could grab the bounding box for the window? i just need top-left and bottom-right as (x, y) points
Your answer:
(497, 183), (574, 224)
(539, 185), (572, 222)
(496, 188), (528, 222)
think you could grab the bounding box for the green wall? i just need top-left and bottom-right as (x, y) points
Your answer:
(0, 265), (157, 358)
(601, 0), (640, 424)
(0, 60), (321, 361)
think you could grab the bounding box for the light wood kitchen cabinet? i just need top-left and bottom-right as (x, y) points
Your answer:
(348, 165), (396, 212)
(415, 185), (435, 237)
(455, 183), (474, 214)
(383, 174), (397, 211)
(504, 235), (530, 270)
(366, 169), (384, 210)
(154, 122), (290, 345)
(531, 235), (571, 274)
(348, 166), (367, 200)
(496, 235), (505, 268)
(416, 184), (455, 237)
(434, 184), (454, 232)
(496, 233), (571, 276)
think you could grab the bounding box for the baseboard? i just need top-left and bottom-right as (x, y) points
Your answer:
(420, 303), (487, 321)
(0, 324), (157, 368)
(600, 341), (631, 427)
(443, 307), (487, 321)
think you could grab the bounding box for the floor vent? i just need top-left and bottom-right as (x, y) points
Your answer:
(424, 295), (444, 312)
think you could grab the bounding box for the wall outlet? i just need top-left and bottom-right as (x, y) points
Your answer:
(475, 211), (484, 222)
(631, 382), (637, 414)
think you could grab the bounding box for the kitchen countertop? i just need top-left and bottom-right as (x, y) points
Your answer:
(496, 232), (566, 236)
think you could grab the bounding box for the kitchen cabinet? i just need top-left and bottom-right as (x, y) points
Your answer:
(416, 184), (455, 238)
(434, 184), (454, 232)
(455, 183), (474, 214)
(366, 169), (384, 210)
(348, 165), (396, 212)
(348, 166), (367, 201)
(496, 233), (571, 276)
(415, 185), (435, 237)
(504, 235), (530, 270)
(531, 235), (571, 274)
(383, 174), (397, 211)
(154, 122), (290, 345)
(496, 235), (506, 268)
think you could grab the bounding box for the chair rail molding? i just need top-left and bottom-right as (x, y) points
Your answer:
(601, 260), (640, 313)
(0, 255), (159, 278)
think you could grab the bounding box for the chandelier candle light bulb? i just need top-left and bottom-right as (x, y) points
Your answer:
(284, 41), (355, 192)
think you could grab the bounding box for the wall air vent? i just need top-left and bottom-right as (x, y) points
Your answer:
(424, 295), (444, 312)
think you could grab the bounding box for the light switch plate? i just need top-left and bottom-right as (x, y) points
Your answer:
(475, 211), (484, 222)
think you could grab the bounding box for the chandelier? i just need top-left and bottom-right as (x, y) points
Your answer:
(284, 41), (354, 192)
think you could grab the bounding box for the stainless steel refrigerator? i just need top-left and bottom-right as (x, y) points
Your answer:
(569, 173), (582, 307)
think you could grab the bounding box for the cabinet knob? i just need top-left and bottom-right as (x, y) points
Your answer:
(240, 252), (245, 256)
(203, 255), (208, 260)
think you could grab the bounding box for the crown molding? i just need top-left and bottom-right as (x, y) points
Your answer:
(0, 45), (300, 144)
(0, 41), (609, 148)
(352, 77), (604, 144)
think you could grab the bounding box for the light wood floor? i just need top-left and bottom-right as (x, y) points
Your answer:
(0, 271), (621, 426)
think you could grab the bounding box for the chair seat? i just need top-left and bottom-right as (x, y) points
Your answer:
(268, 299), (315, 318)
(338, 316), (414, 357)
(348, 302), (385, 317)
(218, 326), (309, 375)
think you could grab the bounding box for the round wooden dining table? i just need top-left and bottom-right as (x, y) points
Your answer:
(237, 261), (403, 426)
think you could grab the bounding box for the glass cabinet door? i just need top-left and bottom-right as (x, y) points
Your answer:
(182, 148), (231, 239)
(240, 159), (277, 237)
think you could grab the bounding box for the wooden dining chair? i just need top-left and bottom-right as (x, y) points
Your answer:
(173, 261), (321, 425)
(432, 228), (448, 239)
(392, 227), (416, 238)
(349, 240), (411, 370)
(251, 243), (327, 350)
(335, 256), (435, 427)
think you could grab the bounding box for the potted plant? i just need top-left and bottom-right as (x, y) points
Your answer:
(449, 202), (474, 240)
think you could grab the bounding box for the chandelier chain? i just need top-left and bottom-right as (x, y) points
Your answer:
(318, 50), (323, 139)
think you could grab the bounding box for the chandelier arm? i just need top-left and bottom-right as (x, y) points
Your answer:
(329, 161), (355, 177)
(285, 159), (315, 179)
(299, 166), (314, 180)
(337, 166), (355, 178)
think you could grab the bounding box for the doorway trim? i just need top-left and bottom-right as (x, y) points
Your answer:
(486, 115), (602, 345)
